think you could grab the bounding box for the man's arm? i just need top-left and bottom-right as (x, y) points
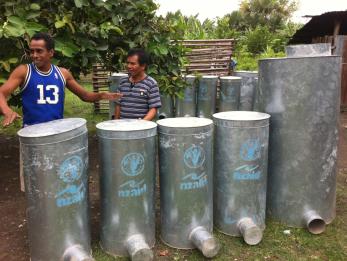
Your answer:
(143, 107), (157, 121)
(61, 68), (122, 102)
(0, 65), (27, 126)
(114, 104), (121, 119)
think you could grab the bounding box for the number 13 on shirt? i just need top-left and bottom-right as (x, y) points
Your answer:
(37, 84), (59, 104)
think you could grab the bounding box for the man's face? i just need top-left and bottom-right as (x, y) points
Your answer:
(29, 39), (54, 69)
(126, 55), (145, 77)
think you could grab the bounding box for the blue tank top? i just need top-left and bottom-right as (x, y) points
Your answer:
(21, 63), (65, 126)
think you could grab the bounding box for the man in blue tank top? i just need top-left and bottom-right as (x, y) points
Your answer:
(0, 32), (122, 126)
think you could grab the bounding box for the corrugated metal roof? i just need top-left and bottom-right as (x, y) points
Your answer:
(289, 11), (347, 44)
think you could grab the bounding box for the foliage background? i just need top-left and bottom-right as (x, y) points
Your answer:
(0, 0), (301, 99)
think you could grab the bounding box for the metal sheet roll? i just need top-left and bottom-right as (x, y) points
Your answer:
(157, 94), (174, 119)
(17, 118), (93, 261)
(196, 75), (218, 118)
(233, 71), (258, 111)
(157, 117), (219, 258)
(97, 119), (157, 260)
(213, 111), (270, 245)
(257, 56), (341, 234)
(175, 75), (197, 117)
(108, 73), (127, 119)
(218, 76), (242, 112)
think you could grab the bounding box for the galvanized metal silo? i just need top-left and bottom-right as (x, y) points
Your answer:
(286, 43), (331, 57)
(233, 71), (258, 111)
(157, 117), (219, 258)
(17, 118), (93, 261)
(213, 111), (270, 245)
(257, 56), (341, 234)
(175, 75), (197, 117)
(157, 94), (174, 119)
(218, 76), (242, 112)
(108, 73), (127, 119)
(196, 75), (218, 118)
(97, 119), (157, 260)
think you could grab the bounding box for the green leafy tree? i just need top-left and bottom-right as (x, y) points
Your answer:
(0, 0), (187, 102)
(239, 0), (298, 32)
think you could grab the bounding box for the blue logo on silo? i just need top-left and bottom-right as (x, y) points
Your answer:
(121, 153), (145, 176)
(240, 139), (261, 161)
(118, 179), (147, 198)
(58, 155), (83, 183)
(56, 155), (85, 208)
(180, 172), (207, 190)
(184, 145), (205, 169)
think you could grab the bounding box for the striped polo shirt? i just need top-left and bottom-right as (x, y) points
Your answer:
(118, 75), (161, 119)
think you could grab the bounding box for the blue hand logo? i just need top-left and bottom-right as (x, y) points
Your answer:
(58, 155), (83, 183)
(184, 145), (205, 169)
(121, 153), (145, 176)
(240, 139), (261, 161)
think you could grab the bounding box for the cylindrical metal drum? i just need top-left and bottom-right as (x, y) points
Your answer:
(108, 73), (127, 119)
(175, 75), (197, 117)
(213, 111), (270, 245)
(257, 56), (341, 234)
(218, 76), (242, 112)
(233, 71), (258, 111)
(157, 94), (174, 119)
(157, 117), (219, 258)
(17, 118), (93, 261)
(196, 75), (218, 118)
(97, 119), (157, 260)
(286, 43), (331, 57)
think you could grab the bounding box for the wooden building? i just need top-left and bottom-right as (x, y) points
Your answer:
(289, 11), (347, 110)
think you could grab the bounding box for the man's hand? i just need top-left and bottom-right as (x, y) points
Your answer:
(2, 109), (21, 127)
(100, 92), (123, 101)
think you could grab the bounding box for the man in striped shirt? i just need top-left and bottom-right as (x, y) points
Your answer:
(115, 49), (161, 120)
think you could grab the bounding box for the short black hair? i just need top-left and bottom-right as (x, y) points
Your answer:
(127, 48), (149, 67)
(31, 32), (55, 50)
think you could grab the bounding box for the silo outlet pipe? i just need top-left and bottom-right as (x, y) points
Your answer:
(63, 245), (95, 261)
(303, 210), (326, 234)
(125, 234), (153, 261)
(189, 226), (220, 258)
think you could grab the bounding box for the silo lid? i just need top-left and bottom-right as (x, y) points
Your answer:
(96, 119), (157, 131)
(213, 111), (270, 121)
(17, 118), (86, 138)
(157, 117), (212, 128)
(219, 76), (242, 80)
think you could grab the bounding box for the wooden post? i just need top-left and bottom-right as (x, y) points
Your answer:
(332, 20), (341, 55)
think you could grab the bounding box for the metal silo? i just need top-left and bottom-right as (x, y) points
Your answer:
(157, 94), (174, 119)
(213, 111), (270, 245)
(17, 118), (93, 261)
(196, 75), (218, 118)
(109, 73), (127, 119)
(97, 119), (157, 260)
(175, 75), (197, 117)
(233, 71), (258, 111)
(157, 117), (219, 258)
(257, 56), (341, 234)
(218, 76), (242, 112)
(286, 43), (331, 57)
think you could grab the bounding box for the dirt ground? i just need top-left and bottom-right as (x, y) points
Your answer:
(0, 113), (346, 261)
